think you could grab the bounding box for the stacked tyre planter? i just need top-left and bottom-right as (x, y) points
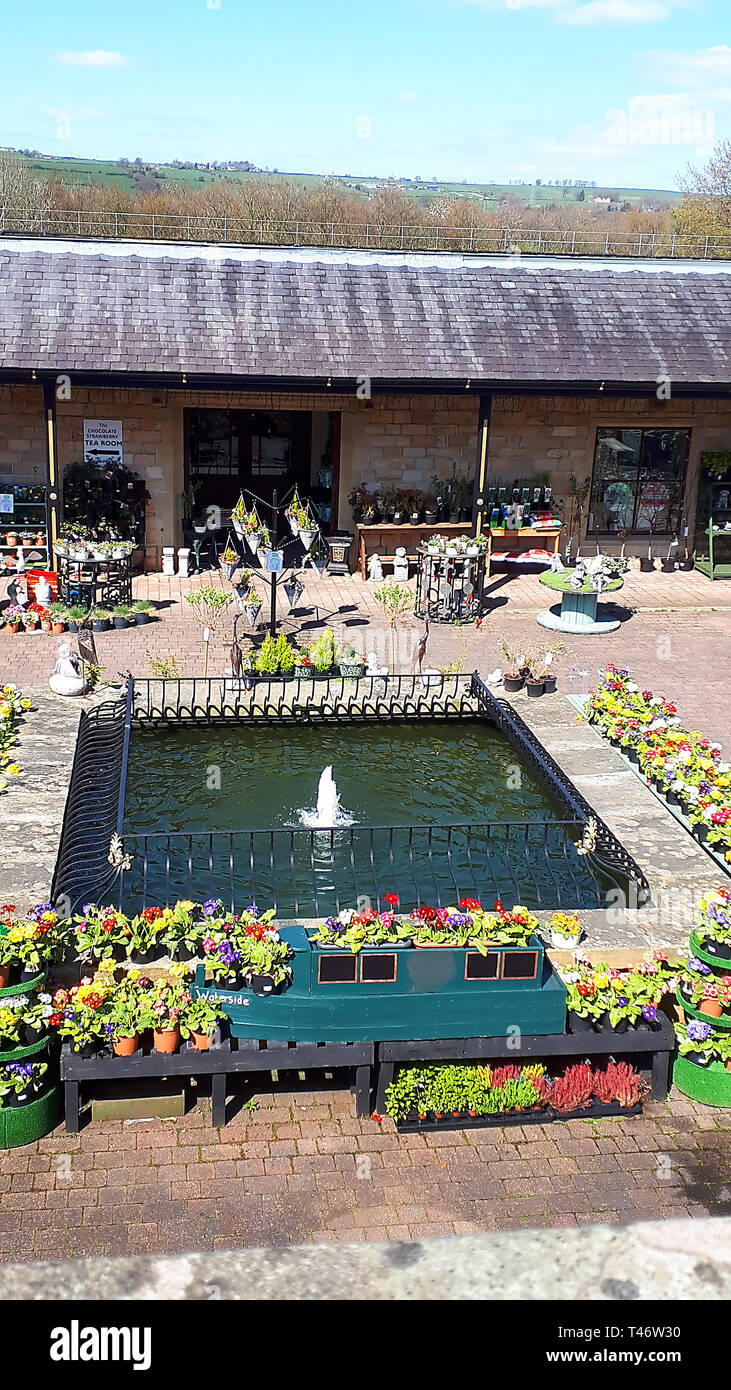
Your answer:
(0, 970), (61, 1148)
(675, 930), (731, 1108)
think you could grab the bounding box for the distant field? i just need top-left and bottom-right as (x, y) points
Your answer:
(13, 150), (683, 210)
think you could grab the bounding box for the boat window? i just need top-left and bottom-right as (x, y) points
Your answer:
(502, 951), (538, 981)
(465, 951), (499, 981)
(360, 953), (397, 984)
(318, 954), (358, 984)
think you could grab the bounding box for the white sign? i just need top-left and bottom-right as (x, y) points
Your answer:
(83, 419), (124, 468)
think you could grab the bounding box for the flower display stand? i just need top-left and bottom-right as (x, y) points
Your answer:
(673, 1052), (731, 1107)
(0, 1085), (62, 1148)
(0, 970), (60, 1148)
(373, 1014), (675, 1114)
(537, 570), (624, 634)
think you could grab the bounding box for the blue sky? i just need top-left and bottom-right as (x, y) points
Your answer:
(0, 0), (728, 188)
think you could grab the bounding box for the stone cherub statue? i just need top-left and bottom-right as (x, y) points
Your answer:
(49, 642), (85, 697)
(367, 553), (384, 582)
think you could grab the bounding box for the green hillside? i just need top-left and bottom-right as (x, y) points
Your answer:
(9, 149), (683, 210)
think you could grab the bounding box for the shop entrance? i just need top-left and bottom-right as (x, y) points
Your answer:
(185, 408), (338, 532)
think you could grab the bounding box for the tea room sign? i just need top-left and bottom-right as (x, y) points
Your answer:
(83, 419), (124, 468)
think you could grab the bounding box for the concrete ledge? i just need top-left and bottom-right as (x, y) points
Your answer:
(1, 1218), (730, 1300)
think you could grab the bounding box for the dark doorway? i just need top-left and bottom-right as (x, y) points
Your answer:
(186, 409), (312, 516)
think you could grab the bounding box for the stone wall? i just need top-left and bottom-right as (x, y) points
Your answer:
(0, 384), (729, 566)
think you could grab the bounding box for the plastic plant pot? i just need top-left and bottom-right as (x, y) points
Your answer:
(153, 1027), (180, 1055)
(542, 675), (557, 694)
(112, 1033), (139, 1057)
(526, 680), (544, 698)
(503, 675), (524, 693)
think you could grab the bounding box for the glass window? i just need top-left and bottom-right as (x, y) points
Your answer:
(589, 428), (690, 534)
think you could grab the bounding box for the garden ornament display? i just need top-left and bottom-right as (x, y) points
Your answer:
(393, 547), (409, 582)
(6, 576), (29, 608)
(367, 553), (384, 582)
(49, 643), (85, 698)
(550, 553), (565, 573)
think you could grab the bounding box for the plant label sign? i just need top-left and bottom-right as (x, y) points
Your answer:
(83, 419), (124, 468)
(0, 493), (13, 514)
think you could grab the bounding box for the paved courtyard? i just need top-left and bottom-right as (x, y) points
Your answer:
(1, 1088), (729, 1262)
(1, 562), (730, 1261)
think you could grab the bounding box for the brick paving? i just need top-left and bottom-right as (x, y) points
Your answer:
(2, 564), (731, 738)
(2, 563), (730, 1259)
(0, 1086), (729, 1262)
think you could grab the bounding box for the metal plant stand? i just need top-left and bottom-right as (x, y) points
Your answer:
(58, 554), (133, 609)
(536, 569), (623, 634)
(415, 547), (487, 623)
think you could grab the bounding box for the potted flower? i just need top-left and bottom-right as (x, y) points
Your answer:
(2, 604), (24, 635)
(149, 977), (192, 1054)
(547, 911), (583, 950)
(181, 995), (225, 1051)
(49, 602), (67, 635)
(308, 627), (337, 678)
(22, 608), (39, 632)
(294, 651), (315, 681)
(219, 541), (240, 582)
(283, 572), (305, 608)
(107, 992), (143, 1057)
(112, 603), (133, 630)
(2, 1060), (47, 1107)
(231, 494), (248, 540)
(338, 643), (366, 679)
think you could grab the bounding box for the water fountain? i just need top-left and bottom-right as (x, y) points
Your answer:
(299, 765), (354, 828)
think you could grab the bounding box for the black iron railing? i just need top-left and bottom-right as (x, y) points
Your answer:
(114, 819), (613, 917)
(51, 674), (650, 914)
(131, 673), (478, 724)
(50, 688), (130, 913)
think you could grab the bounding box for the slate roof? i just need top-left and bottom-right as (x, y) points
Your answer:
(0, 240), (730, 386)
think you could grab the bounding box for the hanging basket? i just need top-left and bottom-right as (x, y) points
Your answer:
(312, 550), (328, 576)
(243, 601), (262, 628)
(246, 531), (262, 556)
(288, 515), (300, 537)
(219, 554), (239, 581)
(232, 517), (246, 541)
(299, 527), (317, 552)
(284, 580), (304, 608)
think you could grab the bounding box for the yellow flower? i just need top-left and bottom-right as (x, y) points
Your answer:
(168, 962), (190, 979)
(595, 973), (609, 990)
(6, 764), (20, 776)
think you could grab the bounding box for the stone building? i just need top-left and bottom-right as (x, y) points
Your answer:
(0, 236), (729, 567)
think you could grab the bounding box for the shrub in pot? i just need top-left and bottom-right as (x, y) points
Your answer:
(91, 608), (111, 633)
(338, 643), (366, 679)
(66, 604), (88, 633)
(112, 603), (133, 630)
(133, 599), (154, 625)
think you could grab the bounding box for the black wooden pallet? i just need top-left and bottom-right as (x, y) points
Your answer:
(395, 1100), (642, 1133)
(60, 1037), (374, 1130)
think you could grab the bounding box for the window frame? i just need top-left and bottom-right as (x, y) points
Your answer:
(588, 426), (691, 536)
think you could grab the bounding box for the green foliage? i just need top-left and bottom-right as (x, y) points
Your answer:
(149, 655), (180, 678)
(274, 633), (296, 673)
(308, 627), (336, 672)
(185, 586), (233, 630)
(255, 634), (280, 674)
(702, 451), (731, 479)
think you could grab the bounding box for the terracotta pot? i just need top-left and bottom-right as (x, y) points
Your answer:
(5, 533), (17, 547)
(190, 1029), (211, 1051)
(6, 623), (19, 635)
(726, 1060), (731, 1073)
(52, 621), (65, 635)
(412, 939), (452, 948)
(0, 964), (10, 988)
(699, 998), (723, 1018)
(113, 1032), (139, 1057)
(41, 620), (52, 633)
(153, 1026), (180, 1054)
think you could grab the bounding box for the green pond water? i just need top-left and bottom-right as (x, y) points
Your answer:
(121, 721), (607, 913)
(124, 721), (560, 831)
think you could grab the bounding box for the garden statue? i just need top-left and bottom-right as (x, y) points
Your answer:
(393, 547), (409, 582)
(367, 553), (383, 582)
(365, 650), (388, 677)
(49, 643), (86, 698)
(6, 575), (28, 608)
(550, 553), (565, 573)
(162, 546), (176, 576)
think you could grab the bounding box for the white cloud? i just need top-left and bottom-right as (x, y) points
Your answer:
(54, 50), (128, 68)
(42, 106), (108, 120)
(645, 44), (731, 85)
(557, 2), (671, 24)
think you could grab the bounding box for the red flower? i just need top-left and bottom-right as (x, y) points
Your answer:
(459, 898), (481, 910)
(384, 893), (399, 907)
(494, 899), (504, 914)
(48, 1013), (62, 1028)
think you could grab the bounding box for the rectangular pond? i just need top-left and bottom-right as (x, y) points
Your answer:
(121, 720), (614, 915)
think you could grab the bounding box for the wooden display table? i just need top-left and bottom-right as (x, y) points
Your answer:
(356, 522), (470, 579)
(486, 526), (563, 578)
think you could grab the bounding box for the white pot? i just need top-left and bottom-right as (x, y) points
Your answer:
(232, 518), (245, 540)
(299, 528), (317, 552)
(288, 516), (300, 536)
(243, 602), (262, 627)
(246, 531), (262, 556)
(112, 547), (125, 560)
(550, 932), (580, 950)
